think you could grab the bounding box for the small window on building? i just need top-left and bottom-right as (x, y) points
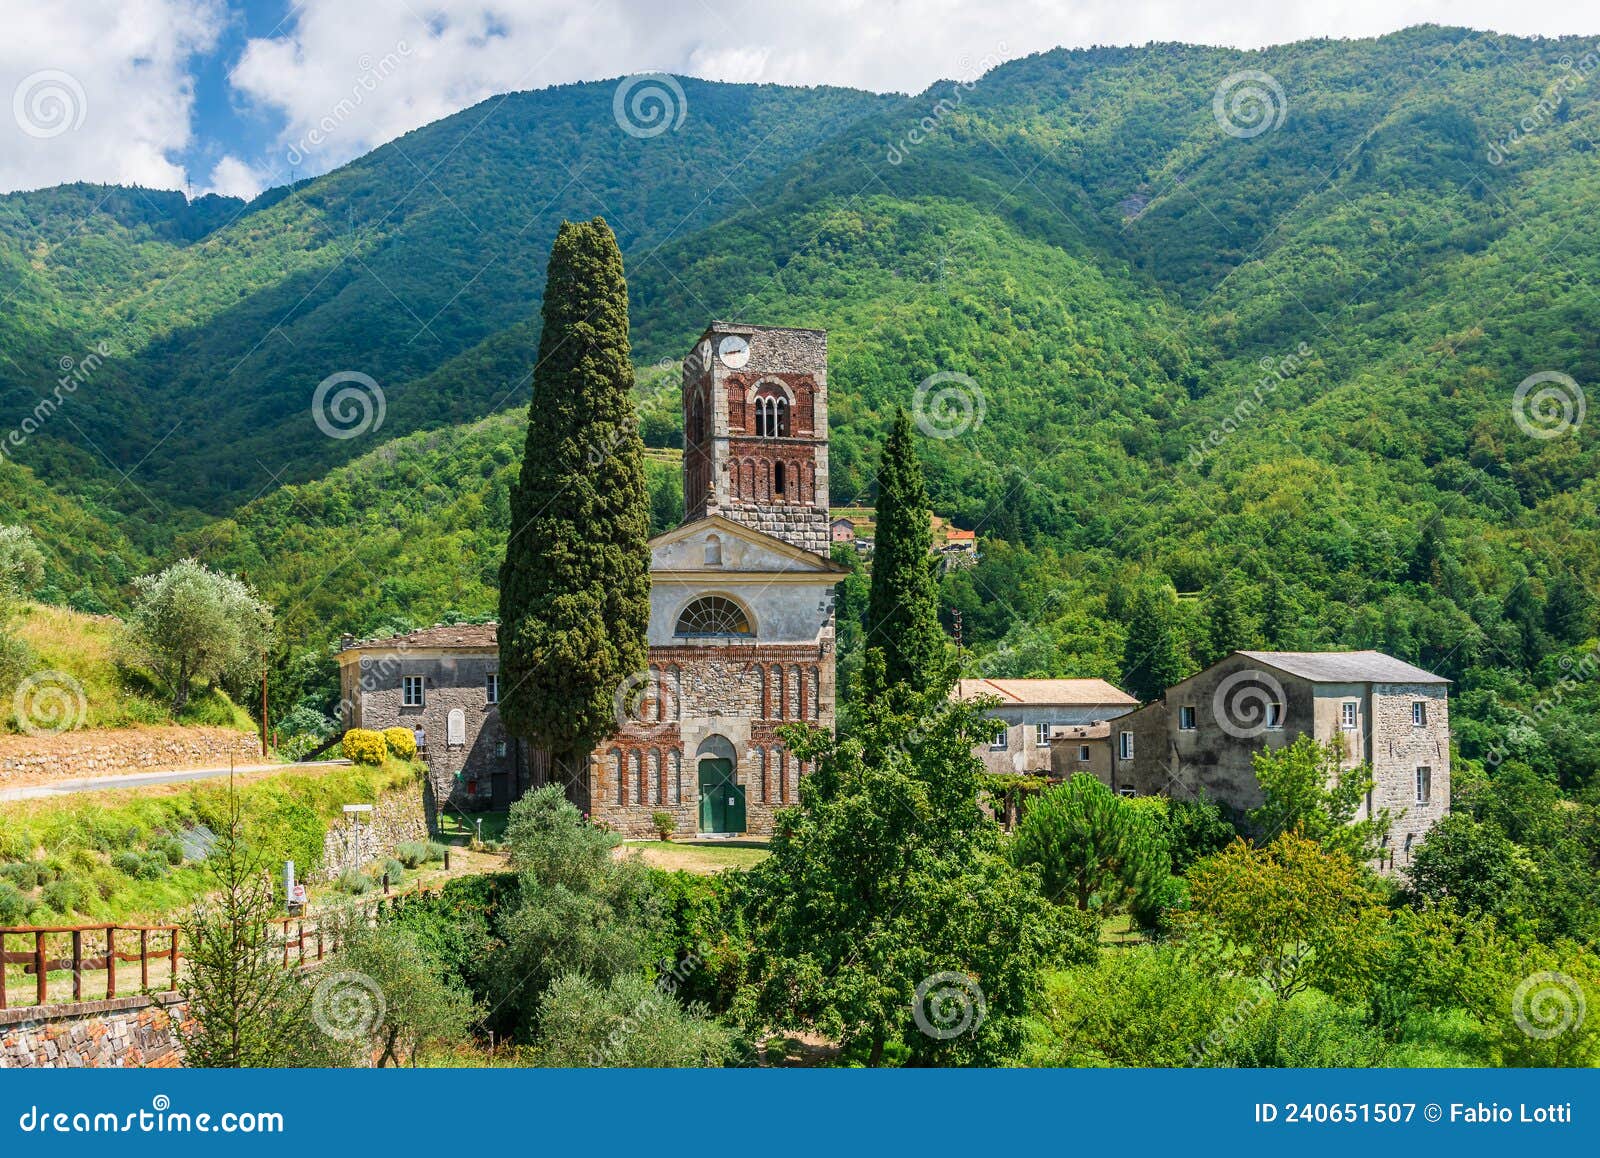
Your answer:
(486, 673), (499, 704)
(1341, 701), (1358, 729)
(1119, 732), (1134, 761)
(495, 739), (507, 758)
(1412, 701), (1428, 727)
(1035, 722), (1051, 747)
(989, 723), (1008, 751)
(1266, 702), (1284, 729)
(774, 462), (786, 495)
(1416, 766), (1432, 805)
(1178, 705), (1196, 731)
(704, 535), (722, 567)
(402, 676), (424, 707)
(1078, 745), (1091, 762)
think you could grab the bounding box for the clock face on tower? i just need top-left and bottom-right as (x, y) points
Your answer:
(717, 335), (750, 369)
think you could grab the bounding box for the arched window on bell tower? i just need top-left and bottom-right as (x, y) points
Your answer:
(753, 388), (789, 437)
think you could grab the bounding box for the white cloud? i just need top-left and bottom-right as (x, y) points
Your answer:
(0, 0), (222, 193)
(3, 0), (1597, 195)
(202, 153), (271, 200)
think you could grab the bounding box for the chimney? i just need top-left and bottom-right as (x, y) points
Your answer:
(338, 633), (355, 652)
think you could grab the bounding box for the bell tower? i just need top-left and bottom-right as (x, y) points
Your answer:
(682, 322), (830, 557)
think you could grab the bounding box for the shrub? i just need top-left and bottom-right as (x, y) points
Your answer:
(395, 841), (429, 869)
(41, 875), (86, 914)
(0, 880), (29, 924)
(336, 869), (373, 896)
(151, 836), (185, 866)
(383, 858), (408, 887)
(0, 861), (41, 889)
(343, 729), (388, 765)
(425, 841), (447, 863)
(651, 811), (676, 840)
(110, 850), (171, 881)
(382, 727), (418, 761)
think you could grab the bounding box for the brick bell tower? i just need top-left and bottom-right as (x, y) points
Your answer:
(682, 322), (830, 557)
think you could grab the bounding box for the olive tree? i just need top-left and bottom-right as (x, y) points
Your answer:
(125, 559), (273, 714)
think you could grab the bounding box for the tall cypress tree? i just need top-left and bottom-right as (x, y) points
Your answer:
(864, 408), (951, 696)
(498, 218), (650, 777)
(1121, 585), (1189, 704)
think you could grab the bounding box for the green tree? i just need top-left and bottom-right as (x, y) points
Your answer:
(1182, 832), (1390, 1002)
(125, 560), (273, 714)
(1544, 571), (1593, 645)
(176, 789), (345, 1067)
(1010, 773), (1170, 913)
(1120, 584), (1189, 703)
(740, 671), (1088, 1066)
(1248, 735), (1389, 860)
(497, 218), (650, 777)
(330, 917), (479, 1066)
(1403, 812), (1531, 923)
(535, 972), (737, 1067)
(490, 785), (665, 1039)
(863, 409), (951, 697)
(1203, 569), (1251, 665)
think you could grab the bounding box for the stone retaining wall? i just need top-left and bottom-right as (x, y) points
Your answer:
(0, 993), (185, 1068)
(0, 726), (264, 786)
(319, 783), (428, 880)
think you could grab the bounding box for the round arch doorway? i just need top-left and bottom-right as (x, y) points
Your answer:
(695, 735), (746, 835)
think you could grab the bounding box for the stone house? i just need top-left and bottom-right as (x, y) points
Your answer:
(1112, 650), (1451, 869)
(955, 678), (1139, 776)
(335, 623), (521, 813)
(1048, 721), (1113, 782)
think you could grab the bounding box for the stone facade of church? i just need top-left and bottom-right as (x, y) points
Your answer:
(581, 322), (845, 838)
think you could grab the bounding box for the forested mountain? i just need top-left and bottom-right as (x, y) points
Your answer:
(3, 25), (1599, 787)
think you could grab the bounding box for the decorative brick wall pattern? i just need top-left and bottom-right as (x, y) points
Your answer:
(0, 727), (263, 787)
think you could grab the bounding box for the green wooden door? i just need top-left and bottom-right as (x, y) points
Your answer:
(697, 758), (745, 833)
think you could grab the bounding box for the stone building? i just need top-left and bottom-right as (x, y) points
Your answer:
(1112, 650), (1451, 869)
(955, 678), (1138, 776)
(1048, 721), (1114, 782)
(579, 322), (846, 838)
(335, 623), (521, 812)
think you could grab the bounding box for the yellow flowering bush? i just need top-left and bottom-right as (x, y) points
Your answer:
(383, 726), (418, 761)
(343, 728), (388, 765)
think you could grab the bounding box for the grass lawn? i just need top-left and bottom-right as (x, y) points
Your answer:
(435, 810), (510, 844)
(1099, 913), (1150, 947)
(623, 839), (770, 874)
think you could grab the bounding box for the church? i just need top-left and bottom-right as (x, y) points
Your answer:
(335, 322), (845, 838)
(585, 322), (846, 837)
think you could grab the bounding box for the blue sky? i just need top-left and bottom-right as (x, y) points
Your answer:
(1, 0), (1594, 200)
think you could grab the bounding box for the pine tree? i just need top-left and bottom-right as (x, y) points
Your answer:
(1203, 568), (1250, 664)
(498, 219), (650, 777)
(1121, 585), (1190, 703)
(1545, 571), (1593, 645)
(863, 409), (951, 696)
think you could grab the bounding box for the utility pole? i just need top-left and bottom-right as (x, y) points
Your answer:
(260, 648), (269, 758)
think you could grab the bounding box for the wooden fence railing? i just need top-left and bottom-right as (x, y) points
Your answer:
(0, 914), (337, 1012)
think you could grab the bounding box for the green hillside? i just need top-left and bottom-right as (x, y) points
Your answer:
(2, 26), (1599, 790)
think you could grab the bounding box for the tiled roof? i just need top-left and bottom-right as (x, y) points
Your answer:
(1236, 650), (1450, 684)
(342, 623), (498, 652)
(955, 678), (1138, 706)
(1051, 722), (1112, 740)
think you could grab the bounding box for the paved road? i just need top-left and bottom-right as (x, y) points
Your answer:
(0, 760), (351, 802)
